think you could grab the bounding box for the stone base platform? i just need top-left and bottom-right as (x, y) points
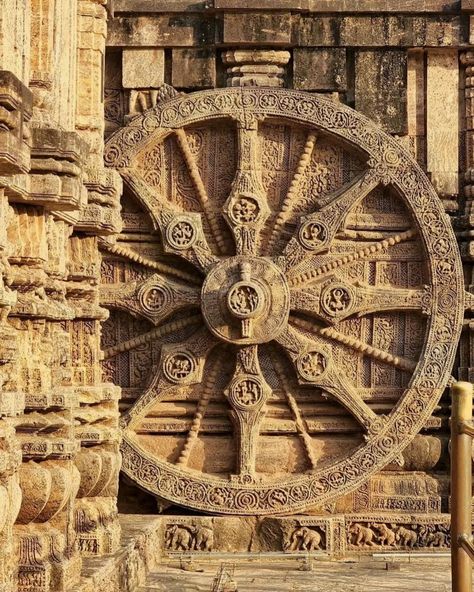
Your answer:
(71, 516), (162, 592)
(138, 556), (463, 592)
(70, 514), (457, 592)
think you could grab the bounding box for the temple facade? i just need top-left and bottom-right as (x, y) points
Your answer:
(0, 1), (473, 590)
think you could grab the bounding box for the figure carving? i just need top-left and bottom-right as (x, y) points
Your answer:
(285, 526), (323, 552)
(165, 523), (213, 552)
(395, 526), (418, 548)
(349, 523), (376, 547)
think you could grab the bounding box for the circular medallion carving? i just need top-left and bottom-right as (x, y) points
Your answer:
(105, 88), (464, 516)
(166, 217), (197, 250)
(297, 350), (329, 382)
(299, 220), (329, 250)
(230, 195), (261, 224)
(163, 352), (196, 383)
(228, 377), (264, 409)
(201, 256), (290, 345)
(321, 285), (354, 317)
(139, 284), (169, 313)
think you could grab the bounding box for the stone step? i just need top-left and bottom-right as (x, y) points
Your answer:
(71, 515), (162, 592)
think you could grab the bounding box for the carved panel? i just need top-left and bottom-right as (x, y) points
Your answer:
(102, 88), (465, 515)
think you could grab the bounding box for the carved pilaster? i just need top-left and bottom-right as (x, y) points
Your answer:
(222, 50), (290, 88)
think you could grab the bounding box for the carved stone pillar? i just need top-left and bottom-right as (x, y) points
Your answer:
(0, 70), (31, 592)
(68, 235), (121, 555)
(459, 50), (474, 383)
(222, 50), (290, 88)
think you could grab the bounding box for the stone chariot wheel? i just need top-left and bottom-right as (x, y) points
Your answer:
(102, 88), (464, 515)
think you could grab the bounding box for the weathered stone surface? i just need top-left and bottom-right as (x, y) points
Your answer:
(172, 48), (215, 89)
(310, 0), (461, 11)
(296, 15), (465, 47)
(293, 48), (347, 91)
(107, 15), (215, 47)
(355, 50), (407, 134)
(0, 0), (471, 587)
(222, 49), (290, 87)
(223, 12), (292, 45)
(122, 48), (165, 89)
(426, 49), (459, 200)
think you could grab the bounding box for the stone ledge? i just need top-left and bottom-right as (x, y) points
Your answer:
(71, 515), (162, 592)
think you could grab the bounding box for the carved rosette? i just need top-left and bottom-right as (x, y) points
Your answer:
(102, 88), (465, 515)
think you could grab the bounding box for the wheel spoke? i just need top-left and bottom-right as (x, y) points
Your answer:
(279, 169), (380, 272)
(123, 326), (218, 429)
(288, 229), (417, 289)
(100, 273), (200, 326)
(270, 348), (318, 469)
(264, 130), (317, 255)
(100, 240), (201, 285)
(275, 325), (381, 432)
(290, 279), (430, 325)
(122, 169), (220, 272)
(224, 345), (272, 481)
(291, 316), (417, 373)
(176, 362), (220, 467)
(174, 128), (227, 253)
(102, 314), (202, 360)
(223, 118), (270, 256)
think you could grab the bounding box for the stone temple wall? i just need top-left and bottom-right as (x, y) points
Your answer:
(0, 1), (473, 591)
(0, 1), (122, 591)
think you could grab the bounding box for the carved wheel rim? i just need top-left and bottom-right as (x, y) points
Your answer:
(104, 88), (464, 515)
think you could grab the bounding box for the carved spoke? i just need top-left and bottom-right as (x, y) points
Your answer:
(265, 130), (317, 256)
(288, 229), (417, 289)
(280, 170), (380, 273)
(275, 325), (381, 432)
(223, 119), (270, 256)
(291, 317), (417, 373)
(176, 362), (221, 468)
(102, 314), (202, 360)
(174, 128), (227, 253)
(224, 345), (272, 481)
(100, 240), (201, 286)
(290, 279), (430, 325)
(124, 326), (219, 429)
(100, 273), (200, 326)
(270, 348), (318, 469)
(122, 169), (219, 272)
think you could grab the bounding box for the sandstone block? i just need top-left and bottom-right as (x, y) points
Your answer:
(107, 15), (215, 47)
(293, 48), (347, 91)
(223, 12), (291, 45)
(114, 0), (212, 10)
(355, 49), (407, 134)
(296, 15), (463, 47)
(426, 49), (459, 198)
(309, 0), (460, 11)
(122, 49), (164, 89)
(172, 49), (216, 89)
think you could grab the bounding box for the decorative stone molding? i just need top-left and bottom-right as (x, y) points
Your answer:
(222, 50), (291, 87)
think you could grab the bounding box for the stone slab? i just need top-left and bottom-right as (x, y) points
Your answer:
(308, 0), (461, 11)
(107, 15), (215, 47)
(113, 0), (213, 11)
(71, 515), (162, 592)
(172, 48), (216, 89)
(355, 50), (407, 135)
(112, 0), (461, 10)
(295, 15), (465, 47)
(293, 48), (347, 91)
(122, 49), (164, 89)
(223, 12), (292, 45)
(426, 49), (459, 198)
(139, 557), (469, 592)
